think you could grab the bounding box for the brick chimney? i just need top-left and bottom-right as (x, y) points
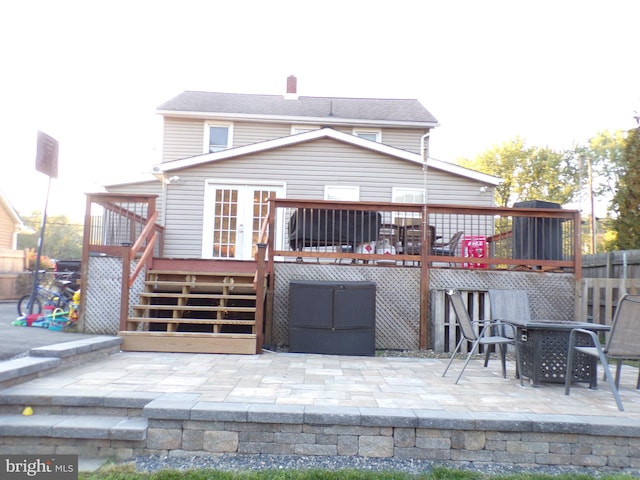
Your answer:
(285, 75), (298, 99)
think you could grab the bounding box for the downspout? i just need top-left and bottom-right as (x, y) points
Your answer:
(161, 173), (168, 228)
(421, 132), (430, 203)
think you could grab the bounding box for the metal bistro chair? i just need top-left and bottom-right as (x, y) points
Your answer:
(565, 294), (640, 411)
(443, 289), (523, 385)
(488, 289), (531, 381)
(432, 231), (463, 266)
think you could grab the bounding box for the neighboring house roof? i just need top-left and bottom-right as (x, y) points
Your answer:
(157, 91), (438, 128)
(0, 191), (25, 228)
(152, 128), (500, 186)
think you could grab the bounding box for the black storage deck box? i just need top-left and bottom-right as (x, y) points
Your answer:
(288, 281), (376, 356)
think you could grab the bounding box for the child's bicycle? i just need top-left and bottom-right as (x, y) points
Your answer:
(17, 269), (79, 316)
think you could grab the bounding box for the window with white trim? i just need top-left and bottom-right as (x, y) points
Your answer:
(291, 125), (320, 135)
(353, 129), (381, 142)
(392, 187), (425, 220)
(325, 185), (360, 201)
(205, 123), (233, 152)
(393, 187), (425, 204)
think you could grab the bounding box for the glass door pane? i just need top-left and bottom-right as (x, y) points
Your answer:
(212, 188), (238, 258)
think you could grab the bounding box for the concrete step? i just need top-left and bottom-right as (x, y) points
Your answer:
(0, 387), (160, 416)
(0, 336), (122, 389)
(0, 413), (147, 441)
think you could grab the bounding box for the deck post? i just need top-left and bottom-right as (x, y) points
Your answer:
(255, 243), (267, 353)
(419, 204), (430, 349)
(120, 246), (131, 331)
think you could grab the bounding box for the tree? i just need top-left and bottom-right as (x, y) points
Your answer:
(17, 211), (83, 261)
(458, 137), (578, 207)
(609, 127), (640, 250)
(582, 130), (627, 203)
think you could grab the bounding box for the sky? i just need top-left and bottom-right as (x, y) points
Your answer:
(1, 0), (639, 221)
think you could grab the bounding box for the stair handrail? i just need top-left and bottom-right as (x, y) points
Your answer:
(129, 232), (158, 288)
(128, 211), (159, 287)
(253, 201), (272, 284)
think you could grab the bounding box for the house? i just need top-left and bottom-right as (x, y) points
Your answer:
(0, 191), (27, 299)
(0, 191), (25, 251)
(105, 76), (500, 260)
(84, 78), (581, 356)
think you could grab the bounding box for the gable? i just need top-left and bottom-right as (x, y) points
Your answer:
(152, 128), (500, 186)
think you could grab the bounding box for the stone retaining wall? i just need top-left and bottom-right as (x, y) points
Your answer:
(140, 402), (640, 471)
(3, 401), (640, 471)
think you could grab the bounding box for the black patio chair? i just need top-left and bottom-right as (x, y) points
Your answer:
(487, 289), (531, 383)
(442, 289), (523, 385)
(565, 294), (640, 411)
(432, 231), (463, 266)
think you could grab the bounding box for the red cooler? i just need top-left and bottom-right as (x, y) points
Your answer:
(462, 235), (487, 269)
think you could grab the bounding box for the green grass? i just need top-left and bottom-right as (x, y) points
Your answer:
(79, 463), (638, 480)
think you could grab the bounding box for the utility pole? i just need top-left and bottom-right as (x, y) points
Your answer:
(587, 157), (596, 254)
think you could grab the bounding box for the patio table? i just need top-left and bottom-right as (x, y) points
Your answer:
(507, 319), (610, 387)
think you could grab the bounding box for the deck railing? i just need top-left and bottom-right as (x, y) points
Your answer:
(80, 193), (165, 330)
(265, 199), (581, 273)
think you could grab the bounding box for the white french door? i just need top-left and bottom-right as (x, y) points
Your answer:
(203, 182), (284, 260)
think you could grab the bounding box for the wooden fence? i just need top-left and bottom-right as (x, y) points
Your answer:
(0, 248), (26, 300)
(582, 249), (640, 279)
(576, 277), (640, 328)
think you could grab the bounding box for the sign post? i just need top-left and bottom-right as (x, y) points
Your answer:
(27, 131), (59, 315)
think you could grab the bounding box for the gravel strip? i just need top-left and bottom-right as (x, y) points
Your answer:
(129, 454), (640, 478)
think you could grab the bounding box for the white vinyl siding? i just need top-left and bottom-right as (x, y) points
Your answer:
(380, 128), (425, 154)
(233, 122), (291, 146)
(156, 138), (493, 258)
(162, 117), (429, 163)
(162, 118), (206, 162)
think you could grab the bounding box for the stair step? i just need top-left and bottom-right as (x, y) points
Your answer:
(0, 357), (61, 383)
(127, 317), (256, 325)
(119, 331), (258, 354)
(132, 305), (256, 312)
(0, 337), (123, 389)
(149, 270), (255, 277)
(0, 387), (159, 413)
(145, 280), (254, 289)
(0, 414), (147, 441)
(139, 292), (257, 300)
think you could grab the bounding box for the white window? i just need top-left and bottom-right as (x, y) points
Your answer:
(325, 185), (360, 201)
(204, 123), (233, 152)
(291, 125), (320, 134)
(392, 187), (425, 221)
(353, 129), (381, 142)
(392, 187), (425, 204)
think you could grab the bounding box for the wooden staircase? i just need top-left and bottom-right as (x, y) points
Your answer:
(119, 269), (261, 354)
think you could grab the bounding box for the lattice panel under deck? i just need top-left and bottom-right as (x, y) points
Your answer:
(83, 256), (145, 334)
(430, 269), (576, 320)
(273, 263), (421, 350)
(430, 269), (576, 353)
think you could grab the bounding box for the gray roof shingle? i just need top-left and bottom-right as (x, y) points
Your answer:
(157, 91), (437, 124)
